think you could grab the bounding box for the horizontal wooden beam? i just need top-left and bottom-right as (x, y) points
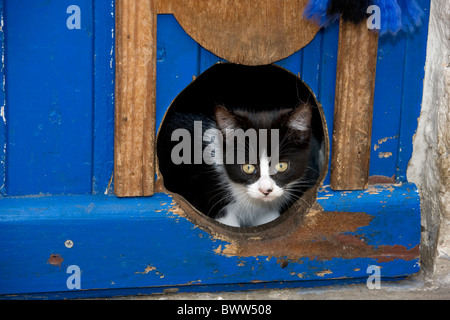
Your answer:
(0, 184), (420, 296)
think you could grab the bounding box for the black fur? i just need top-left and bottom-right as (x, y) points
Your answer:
(157, 64), (324, 220)
(327, 0), (372, 24)
(214, 106), (313, 192)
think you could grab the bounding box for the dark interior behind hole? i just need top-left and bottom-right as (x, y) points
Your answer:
(157, 63), (325, 222)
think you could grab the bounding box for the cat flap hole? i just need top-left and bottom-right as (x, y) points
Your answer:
(156, 63), (328, 239)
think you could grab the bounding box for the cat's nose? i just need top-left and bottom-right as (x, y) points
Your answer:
(259, 188), (273, 196)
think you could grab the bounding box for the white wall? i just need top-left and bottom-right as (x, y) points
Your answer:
(408, 0), (450, 284)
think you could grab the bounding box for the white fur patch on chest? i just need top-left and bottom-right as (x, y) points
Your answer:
(217, 157), (284, 227)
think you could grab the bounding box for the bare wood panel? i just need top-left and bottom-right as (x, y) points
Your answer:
(330, 20), (379, 190)
(115, 0), (157, 197)
(157, 0), (319, 65)
(157, 0), (172, 13)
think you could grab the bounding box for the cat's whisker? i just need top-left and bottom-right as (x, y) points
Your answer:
(208, 190), (232, 213)
(305, 166), (320, 175)
(283, 192), (312, 210)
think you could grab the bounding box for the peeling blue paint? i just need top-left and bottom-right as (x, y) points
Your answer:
(0, 0), (429, 299)
(0, 184), (420, 297)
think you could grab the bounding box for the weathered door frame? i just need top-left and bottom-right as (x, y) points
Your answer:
(114, 0), (379, 197)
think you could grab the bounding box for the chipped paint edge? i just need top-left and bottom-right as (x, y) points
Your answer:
(164, 183), (420, 267)
(0, 2), (5, 196)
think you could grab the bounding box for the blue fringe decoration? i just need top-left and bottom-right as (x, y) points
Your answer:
(373, 0), (402, 35)
(303, 0), (338, 28)
(396, 0), (424, 33)
(303, 0), (424, 36)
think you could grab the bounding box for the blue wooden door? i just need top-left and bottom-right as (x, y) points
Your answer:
(1, 0), (114, 197)
(0, 0), (429, 298)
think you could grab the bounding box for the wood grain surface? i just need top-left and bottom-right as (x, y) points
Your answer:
(158, 0), (320, 65)
(330, 20), (379, 190)
(115, 0), (157, 197)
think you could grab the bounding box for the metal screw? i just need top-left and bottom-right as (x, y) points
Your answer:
(65, 240), (74, 248)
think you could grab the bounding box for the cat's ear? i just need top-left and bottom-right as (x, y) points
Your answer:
(286, 103), (312, 141)
(214, 105), (241, 131)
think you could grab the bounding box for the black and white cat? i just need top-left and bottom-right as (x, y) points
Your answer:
(157, 102), (322, 228)
(211, 104), (318, 227)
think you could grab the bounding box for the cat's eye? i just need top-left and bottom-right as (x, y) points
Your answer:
(275, 162), (289, 173)
(242, 164), (256, 175)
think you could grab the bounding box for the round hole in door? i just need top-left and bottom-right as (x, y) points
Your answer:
(156, 63), (328, 240)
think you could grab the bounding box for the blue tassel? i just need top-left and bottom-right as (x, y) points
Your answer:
(303, 0), (424, 36)
(303, 0), (338, 28)
(396, 0), (424, 33)
(372, 0), (402, 35)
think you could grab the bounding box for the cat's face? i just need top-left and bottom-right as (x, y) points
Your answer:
(214, 104), (312, 203)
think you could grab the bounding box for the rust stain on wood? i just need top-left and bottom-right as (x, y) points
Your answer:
(216, 223), (419, 263)
(216, 207), (376, 260)
(368, 175), (396, 185)
(47, 254), (64, 269)
(166, 194), (419, 263)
